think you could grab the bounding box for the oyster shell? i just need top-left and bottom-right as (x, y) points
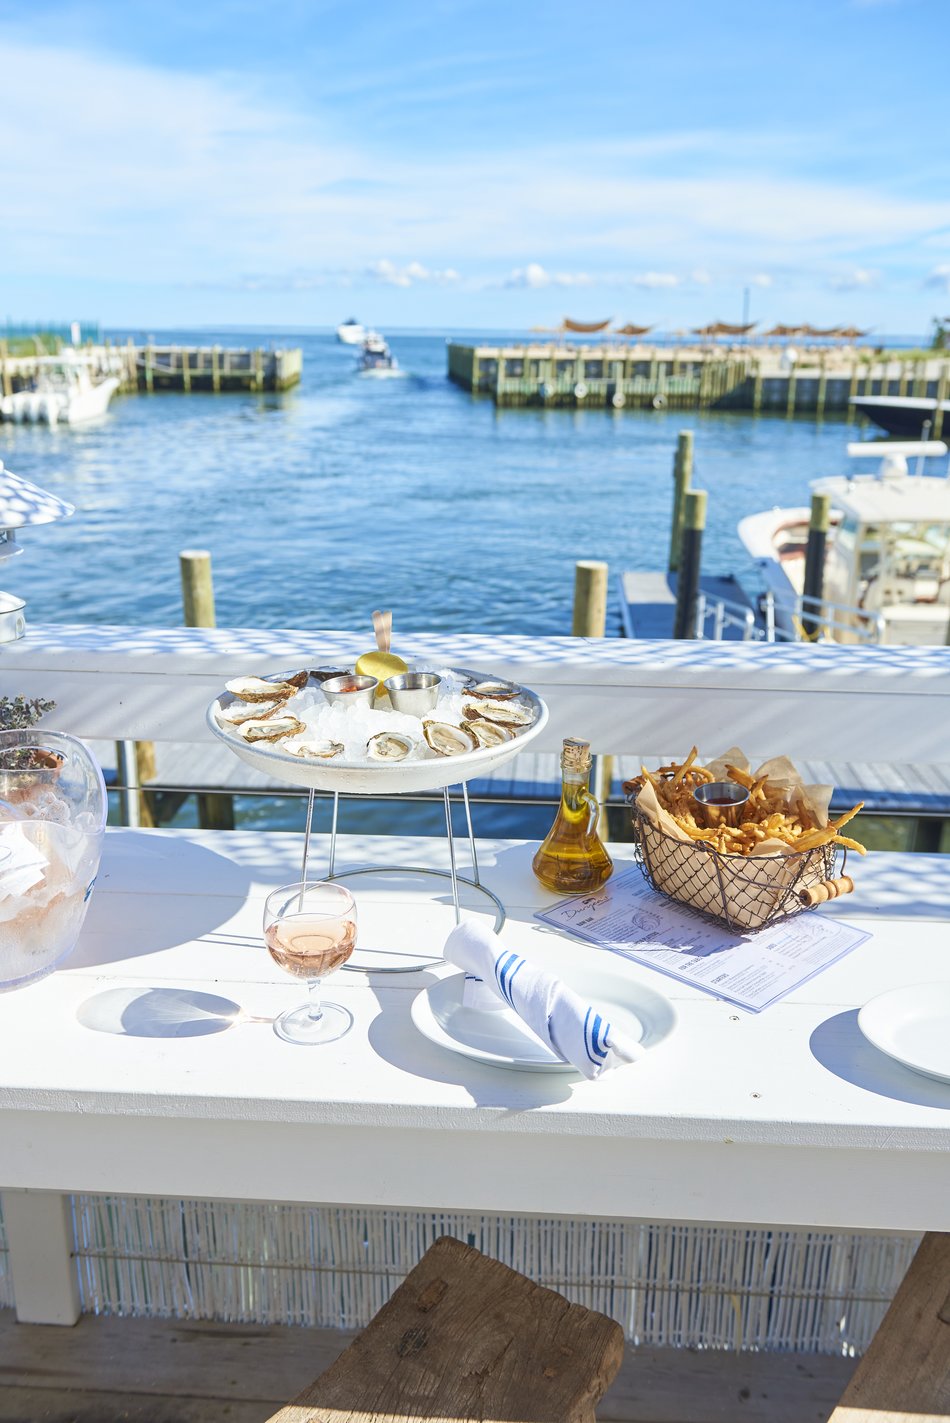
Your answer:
(465, 719), (514, 749)
(309, 668), (350, 683)
(423, 721), (476, 757)
(465, 678), (521, 700)
(225, 675), (301, 702)
(366, 731), (413, 762)
(220, 698), (283, 726)
(462, 698), (534, 728)
(240, 715), (306, 743)
(291, 739), (344, 760)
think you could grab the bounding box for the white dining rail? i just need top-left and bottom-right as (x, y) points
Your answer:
(2, 622), (950, 762)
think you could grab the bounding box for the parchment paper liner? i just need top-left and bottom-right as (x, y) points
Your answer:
(634, 747), (834, 931)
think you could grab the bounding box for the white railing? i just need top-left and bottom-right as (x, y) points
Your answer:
(2, 623), (950, 764)
(695, 590), (887, 645)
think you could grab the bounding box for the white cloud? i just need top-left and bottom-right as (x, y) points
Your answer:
(831, 267), (880, 291)
(924, 264), (950, 293)
(367, 259), (460, 287)
(631, 272), (679, 289)
(749, 273), (773, 288)
(691, 268), (712, 285)
(504, 263), (592, 288)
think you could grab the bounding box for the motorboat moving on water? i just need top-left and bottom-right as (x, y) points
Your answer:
(336, 318), (366, 345)
(357, 331), (402, 377)
(0, 352), (120, 426)
(739, 440), (950, 645)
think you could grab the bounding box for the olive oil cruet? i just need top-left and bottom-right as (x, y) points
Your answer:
(532, 737), (613, 893)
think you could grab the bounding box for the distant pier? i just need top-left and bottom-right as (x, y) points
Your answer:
(447, 341), (950, 423)
(0, 341), (302, 398)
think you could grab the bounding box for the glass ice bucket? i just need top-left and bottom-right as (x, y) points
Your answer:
(0, 730), (107, 987)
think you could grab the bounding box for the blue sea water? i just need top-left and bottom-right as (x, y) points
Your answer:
(1, 327), (876, 635)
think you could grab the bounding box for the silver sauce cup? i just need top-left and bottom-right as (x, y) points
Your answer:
(321, 674), (379, 710)
(384, 671), (442, 716)
(692, 781), (751, 829)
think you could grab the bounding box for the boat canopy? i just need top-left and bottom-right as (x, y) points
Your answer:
(560, 318), (612, 334)
(812, 473), (950, 526)
(693, 321), (756, 337)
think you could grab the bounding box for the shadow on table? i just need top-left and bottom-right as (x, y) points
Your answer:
(73, 833), (254, 968)
(810, 1009), (950, 1109)
(76, 985), (263, 1038)
(366, 985), (575, 1109)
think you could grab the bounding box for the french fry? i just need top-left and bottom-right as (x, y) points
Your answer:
(671, 746), (699, 788)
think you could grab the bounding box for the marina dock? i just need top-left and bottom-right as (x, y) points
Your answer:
(0, 341), (302, 396)
(447, 342), (950, 425)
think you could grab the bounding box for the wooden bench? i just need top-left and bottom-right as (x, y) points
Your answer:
(264, 1235), (624, 1423)
(826, 1231), (950, 1423)
(264, 1234), (950, 1423)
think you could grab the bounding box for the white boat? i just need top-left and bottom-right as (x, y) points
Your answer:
(336, 318), (366, 345)
(739, 440), (950, 645)
(357, 332), (402, 377)
(0, 353), (120, 426)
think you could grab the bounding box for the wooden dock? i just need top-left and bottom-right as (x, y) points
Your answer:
(0, 341), (302, 397)
(447, 342), (950, 423)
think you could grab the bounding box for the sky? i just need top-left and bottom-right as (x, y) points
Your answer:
(1, 0), (948, 334)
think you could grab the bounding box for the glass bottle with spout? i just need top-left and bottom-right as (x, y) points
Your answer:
(532, 738), (613, 893)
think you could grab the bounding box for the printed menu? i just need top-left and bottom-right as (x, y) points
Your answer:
(535, 867), (870, 1012)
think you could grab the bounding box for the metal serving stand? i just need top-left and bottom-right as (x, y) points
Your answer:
(208, 669), (549, 973)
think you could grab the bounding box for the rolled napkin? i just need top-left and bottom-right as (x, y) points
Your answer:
(444, 920), (643, 1079)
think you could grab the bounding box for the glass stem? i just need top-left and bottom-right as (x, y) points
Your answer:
(306, 978), (324, 1023)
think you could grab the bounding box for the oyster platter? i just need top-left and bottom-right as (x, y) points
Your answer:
(208, 664), (549, 795)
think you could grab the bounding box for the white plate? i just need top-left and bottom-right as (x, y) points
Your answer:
(207, 667), (548, 795)
(411, 961), (677, 1073)
(857, 981), (950, 1084)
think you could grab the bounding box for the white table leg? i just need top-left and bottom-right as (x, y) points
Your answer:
(2, 1189), (80, 1325)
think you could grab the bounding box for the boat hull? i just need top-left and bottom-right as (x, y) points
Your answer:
(850, 395), (950, 438)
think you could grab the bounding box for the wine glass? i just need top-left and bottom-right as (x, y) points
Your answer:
(263, 881), (357, 1045)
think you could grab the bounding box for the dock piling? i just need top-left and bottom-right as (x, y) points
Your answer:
(668, 431), (694, 573)
(572, 560), (608, 637)
(179, 549), (233, 830)
(802, 493), (831, 641)
(672, 490), (707, 640)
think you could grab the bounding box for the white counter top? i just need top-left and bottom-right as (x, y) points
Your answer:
(2, 828), (949, 1232)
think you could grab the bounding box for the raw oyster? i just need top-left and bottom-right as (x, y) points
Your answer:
(309, 668), (349, 683)
(225, 674), (302, 703)
(466, 719), (514, 749)
(291, 739), (344, 760)
(240, 715), (306, 743)
(220, 698), (283, 726)
(423, 721), (476, 757)
(465, 678), (521, 700)
(366, 731), (413, 762)
(462, 698), (534, 728)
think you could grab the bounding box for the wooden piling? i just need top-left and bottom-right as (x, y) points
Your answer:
(254, 348), (264, 391)
(801, 493), (831, 642)
(181, 348), (191, 393)
(572, 560), (608, 637)
(934, 364), (949, 440)
(145, 344), (154, 393)
(179, 549), (233, 829)
(752, 362), (763, 414)
(211, 345), (221, 393)
(785, 367), (797, 417)
(672, 490), (707, 640)
(668, 430), (694, 573)
(0, 341), (10, 399)
(816, 354), (827, 421)
(180, 548), (217, 629)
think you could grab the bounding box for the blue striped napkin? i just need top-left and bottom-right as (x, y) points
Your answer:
(444, 921), (643, 1079)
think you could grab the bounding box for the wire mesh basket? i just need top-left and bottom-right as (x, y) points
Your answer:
(632, 809), (841, 933)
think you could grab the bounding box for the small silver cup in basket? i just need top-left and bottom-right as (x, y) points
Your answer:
(692, 780), (750, 829)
